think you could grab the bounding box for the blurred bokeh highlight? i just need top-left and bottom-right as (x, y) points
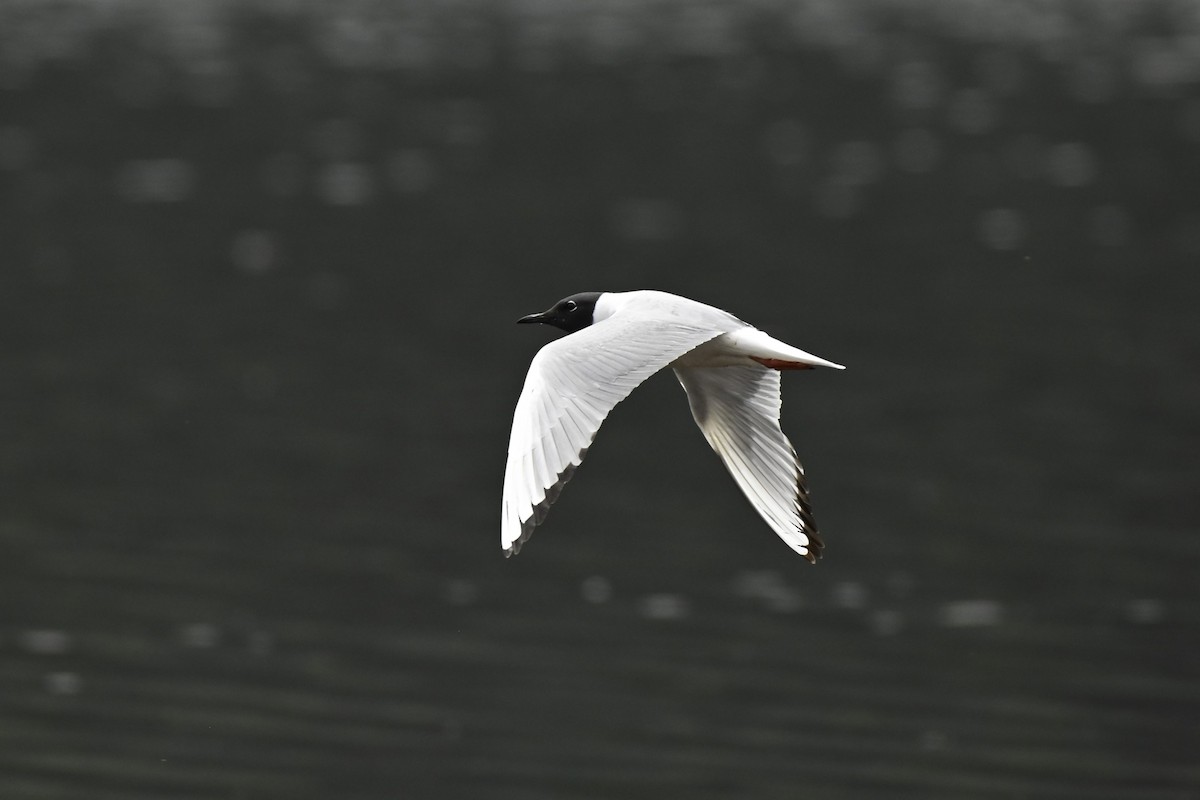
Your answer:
(2, 1), (1199, 798)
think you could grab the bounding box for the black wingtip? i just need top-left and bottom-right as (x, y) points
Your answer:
(510, 514), (538, 555)
(801, 529), (825, 564)
(796, 465), (825, 564)
(503, 458), (583, 557)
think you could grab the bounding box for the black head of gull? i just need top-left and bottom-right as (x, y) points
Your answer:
(517, 292), (602, 334)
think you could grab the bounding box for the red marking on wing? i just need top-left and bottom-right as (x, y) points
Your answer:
(751, 357), (815, 370)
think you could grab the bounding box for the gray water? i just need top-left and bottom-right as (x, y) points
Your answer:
(2, 2), (1198, 798)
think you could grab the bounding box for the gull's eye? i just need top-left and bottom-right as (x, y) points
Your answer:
(563, 300), (578, 312)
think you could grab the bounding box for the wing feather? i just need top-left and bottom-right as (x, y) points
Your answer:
(674, 364), (824, 562)
(502, 316), (729, 556)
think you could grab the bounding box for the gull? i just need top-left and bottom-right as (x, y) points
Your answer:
(501, 290), (844, 561)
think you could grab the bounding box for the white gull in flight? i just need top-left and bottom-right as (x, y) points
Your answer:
(501, 290), (844, 561)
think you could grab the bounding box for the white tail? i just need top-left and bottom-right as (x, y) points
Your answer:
(726, 329), (846, 370)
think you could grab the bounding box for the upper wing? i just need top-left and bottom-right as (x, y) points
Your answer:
(502, 318), (725, 556)
(673, 365), (823, 562)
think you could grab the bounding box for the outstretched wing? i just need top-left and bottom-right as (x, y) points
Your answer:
(502, 318), (724, 556)
(673, 364), (823, 562)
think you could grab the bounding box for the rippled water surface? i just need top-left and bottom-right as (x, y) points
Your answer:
(2, 2), (1198, 798)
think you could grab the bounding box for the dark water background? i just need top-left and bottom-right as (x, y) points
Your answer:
(2, 2), (1199, 798)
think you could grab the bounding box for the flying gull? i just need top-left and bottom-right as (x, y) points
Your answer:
(501, 290), (843, 561)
